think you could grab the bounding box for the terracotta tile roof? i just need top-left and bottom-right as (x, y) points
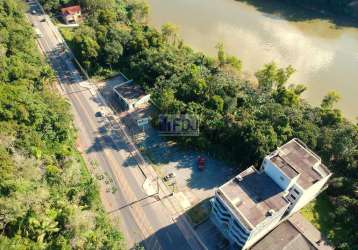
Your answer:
(61, 5), (81, 15)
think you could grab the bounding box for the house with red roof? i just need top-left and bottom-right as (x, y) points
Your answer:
(61, 5), (81, 24)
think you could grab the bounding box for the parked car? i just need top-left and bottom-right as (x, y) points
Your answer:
(163, 172), (175, 181)
(34, 28), (43, 38)
(197, 156), (206, 171)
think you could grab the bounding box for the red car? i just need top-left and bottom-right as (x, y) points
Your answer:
(197, 156), (206, 171)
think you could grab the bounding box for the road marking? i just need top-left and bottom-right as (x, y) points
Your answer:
(27, 3), (205, 249)
(69, 91), (164, 250)
(166, 232), (173, 244)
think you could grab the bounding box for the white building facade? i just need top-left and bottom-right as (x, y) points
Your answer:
(211, 138), (332, 249)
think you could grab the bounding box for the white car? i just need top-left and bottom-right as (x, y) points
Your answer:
(31, 10), (37, 14)
(34, 28), (43, 38)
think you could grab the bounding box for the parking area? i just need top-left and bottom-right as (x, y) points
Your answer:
(98, 75), (236, 204)
(98, 75), (234, 247)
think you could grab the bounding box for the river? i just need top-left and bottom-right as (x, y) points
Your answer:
(147, 0), (358, 119)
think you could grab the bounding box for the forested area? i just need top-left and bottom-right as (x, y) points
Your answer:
(284, 0), (358, 19)
(0, 0), (124, 248)
(27, 0), (358, 249)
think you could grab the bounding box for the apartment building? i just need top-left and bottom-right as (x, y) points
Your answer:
(210, 138), (332, 250)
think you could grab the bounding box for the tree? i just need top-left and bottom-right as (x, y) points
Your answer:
(126, 0), (149, 23)
(161, 23), (179, 45)
(102, 29), (125, 67)
(208, 95), (224, 112)
(321, 91), (341, 109)
(255, 63), (295, 90)
(216, 42), (226, 65)
(73, 26), (100, 70)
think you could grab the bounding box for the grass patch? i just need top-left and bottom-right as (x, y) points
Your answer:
(187, 199), (211, 226)
(60, 27), (75, 42)
(91, 69), (125, 82)
(59, 27), (82, 62)
(300, 194), (340, 243)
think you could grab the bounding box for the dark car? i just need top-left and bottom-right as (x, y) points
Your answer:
(163, 172), (175, 181)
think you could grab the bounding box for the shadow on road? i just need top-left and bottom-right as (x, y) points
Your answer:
(134, 214), (198, 250)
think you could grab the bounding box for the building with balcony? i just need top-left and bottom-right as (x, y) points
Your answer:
(210, 138), (332, 250)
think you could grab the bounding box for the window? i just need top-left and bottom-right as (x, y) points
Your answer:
(222, 217), (230, 223)
(293, 189), (300, 195)
(290, 194), (296, 200)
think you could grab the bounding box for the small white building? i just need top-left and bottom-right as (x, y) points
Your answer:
(113, 81), (150, 111)
(210, 138), (332, 250)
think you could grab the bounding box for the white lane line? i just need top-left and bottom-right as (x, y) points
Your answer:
(166, 232), (173, 244)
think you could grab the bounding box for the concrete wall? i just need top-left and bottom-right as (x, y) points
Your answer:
(63, 13), (81, 24)
(242, 205), (288, 250)
(135, 95), (150, 106)
(289, 173), (331, 215)
(262, 157), (293, 190)
(133, 94), (151, 108)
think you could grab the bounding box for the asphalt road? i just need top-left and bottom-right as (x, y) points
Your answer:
(26, 2), (196, 249)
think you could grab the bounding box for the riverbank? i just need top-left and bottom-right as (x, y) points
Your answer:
(147, 0), (358, 120)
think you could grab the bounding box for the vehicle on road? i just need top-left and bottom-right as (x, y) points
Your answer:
(34, 28), (43, 38)
(164, 172), (176, 181)
(31, 10), (37, 14)
(95, 111), (103, 117)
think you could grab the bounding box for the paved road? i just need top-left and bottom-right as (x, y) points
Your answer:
(26, 2), (198, 250)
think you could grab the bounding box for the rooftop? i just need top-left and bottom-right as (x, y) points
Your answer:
(251, 221), (316, 250)
(113, 81), (147, 105)
(61, 5), (81, 15)
(218, 166), (289, 229)
(269, 139), (331, 189)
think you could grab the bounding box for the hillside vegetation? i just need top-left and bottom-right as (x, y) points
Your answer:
(40, 0), (358, 249)
(0, 0), (124, 248)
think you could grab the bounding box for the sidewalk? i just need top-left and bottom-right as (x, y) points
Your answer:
(97, 78), (208, 250)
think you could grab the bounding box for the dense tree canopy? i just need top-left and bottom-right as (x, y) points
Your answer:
(39, 0), (358, 249)
(0, 1), (124, 248)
